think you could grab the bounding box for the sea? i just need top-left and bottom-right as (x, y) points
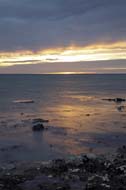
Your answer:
(0, 74), (126, 163)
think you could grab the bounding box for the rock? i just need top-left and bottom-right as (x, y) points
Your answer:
(48, 175), (53, 178)
(13, 99), (34, 104)
(117, 106), (125, 112)
(86, 175), (110, 190)
(0, 146), (126, 190)
(86, 114), (90, 116)
(102, 98), (114, 102)
(32, 118), (49, 123)
(69, 168), (80, 173)
(51, 159), (68, 173)
(32, 123), (44, 131)
(117, 145), (126, 159)
(50, 144), (53, 148)
(102, 98), (126, 103)
(1, 164), (16, 171)
(86, 153), (97, 160)
(114, 98), (126, 103)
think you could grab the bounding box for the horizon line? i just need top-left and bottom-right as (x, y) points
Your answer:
(0, 72), (126, 75)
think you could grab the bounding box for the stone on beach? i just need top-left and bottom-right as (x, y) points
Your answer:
(117, 145), (126, 158)
(0, 146), (126, 190)
(1, 164), (16, 171)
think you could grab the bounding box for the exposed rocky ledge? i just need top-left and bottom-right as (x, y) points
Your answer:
(0, 146), (126, 190)
(102, 98), (126, 103)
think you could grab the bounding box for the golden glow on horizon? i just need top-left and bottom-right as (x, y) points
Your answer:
(44, 72), (96, 74)
(0, 41), (126, 67)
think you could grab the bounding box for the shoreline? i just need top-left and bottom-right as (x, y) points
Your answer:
(0, 146), (126, 190)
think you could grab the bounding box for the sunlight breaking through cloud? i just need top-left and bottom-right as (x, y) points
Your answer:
(0, 41), (126, 67)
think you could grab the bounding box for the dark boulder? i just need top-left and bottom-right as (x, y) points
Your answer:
(32, 123), (44, 131)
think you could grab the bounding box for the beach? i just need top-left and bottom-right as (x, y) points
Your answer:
(0, 146), (126, 190)
(0, 0), (126, 188)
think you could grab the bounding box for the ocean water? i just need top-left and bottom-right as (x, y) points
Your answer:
(0, 74), (126, 163)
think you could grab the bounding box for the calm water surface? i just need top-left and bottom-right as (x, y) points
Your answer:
(0, 74), (126, 163)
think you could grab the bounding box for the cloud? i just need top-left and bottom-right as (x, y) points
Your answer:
(0, 0), (125, 21)
(0, 42), (126, 67)
(0, 60), (126, 74)
(0, 0), (126, 52)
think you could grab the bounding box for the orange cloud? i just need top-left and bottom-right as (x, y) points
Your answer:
(0, 41), (126, 66)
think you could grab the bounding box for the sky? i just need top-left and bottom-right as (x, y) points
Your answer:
(0, 0), (126, 74)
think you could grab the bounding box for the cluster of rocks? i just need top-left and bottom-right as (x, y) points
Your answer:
(102, 98), (126, 103)
(0, 146), (126, 190)
(102, 97), (126, 112)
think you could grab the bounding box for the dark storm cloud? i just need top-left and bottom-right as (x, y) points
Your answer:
(0, 0), (126, 51)
(0, 0), (125, 20)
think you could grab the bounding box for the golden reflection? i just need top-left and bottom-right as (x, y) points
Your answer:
(45, 103), (99, 132)
(39, 92), (126, 155)
(0, 41), (126, 67)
